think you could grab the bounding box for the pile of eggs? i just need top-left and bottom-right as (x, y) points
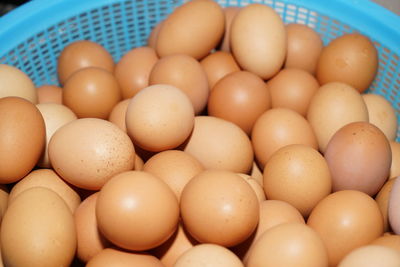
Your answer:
(0, 0), (399, 266)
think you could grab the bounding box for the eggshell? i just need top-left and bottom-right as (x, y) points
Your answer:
(96, 171), (179, 251)
(143, 150), (204, 201)
(208, 70), (271, 135)
(174, 244), (243, 267)
(149, 54), (209, 114)
(36, 85), (62, 104)
(376, 178), (397, 232)
(390, 142), (400, 178)
(86, 248), (164, 267)
(49, 118), (135, 190)
(251, 108), (318, 168)
(338, 245), (400, 267)
(0, 64), (37, 103)
(156, 0), (225, 59)
(0, 97), (45, 183)
(114, 46), (158, 99)
(307, 82), (369, 152)
(147, 22), (162, 49)
(284, 23), (323, 74)
(325, 122), (391, 196)
(371, 234), (400, 253)
(1, 187), (76, 267)
(134, 154), (144, 171)
(57, 40), (114, 85)
(307, 190), (384, 266)
(220, 7), (240, 52)
(363, 93), (398, 141)
(0, 185), (9, 222)
(183, 116), (254, 173)
(237, 174), (266, 203)
(316, 33), (378, 93)
(247, 223), (328, 267)
(8, 169), (81, 213)
(126, 84), (195, 152)
(250, 162), (263, 186)
(230, 4), (286, 79)
(108, 98), (130, 132)
(180, 170), (259, 247)
(388, 177), (400, 234)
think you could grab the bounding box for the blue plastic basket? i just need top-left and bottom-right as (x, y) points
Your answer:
(0, 0), (399, 139)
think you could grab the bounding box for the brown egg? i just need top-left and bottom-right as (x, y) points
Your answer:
(389, 177), (400, 234)
(325, 122), (391, 196)
(134, 154), (144, 171)
(57, 40), (114, 85)
(174, 244), (243, 267)
(49, 118), (135, 190)
(230, 4), (286, 79)
(96, 171), (179, 251)
(247, 223), (328, 267)
(108, 98), (130, 132)
(267, 68), (319, 116)
(74, 193), (109, 263)
(371, 234), (400, 253)
(0, 185), (8, 223)
(390, 142), (400, 178)
(316, 33), (378, 93)
(200, 51), (240, 89)
(250, 161), (263, 186)
(8, 169), (81, 213)
(307, 82), (369, 153)
(126, 84), (195, 152)
(264, 144), (331, 217)
(338, 245), (400, 267)
(114, 47), (158, 99)
(307, 190), (384, 267)
(36, 85), (62, 104)
(63, 67), (121, 119)
(156, 0), (225, 60)
(180, 170), (259, 247)
(152, 222), (198, 267)
(237, 174), (266, 203)
(0, 64), (37, 103)
(147, 22), (162, 49)
(208, 71), (271, 135)
(143, 150), (204, 201)
(86, 248), (164, 267)
(363, 93), (398, 141)
(376, 178), (397, 232)
(220, 7), (241, 52)
(149, 54), (209, 114)
(183, 116), (254, 173)
(0, 97), (45, 183)
(1, 187), (76, 267)
(284, 23), (323, 74)
(251, 108), (318, 169)
(36, 103), (77, 168)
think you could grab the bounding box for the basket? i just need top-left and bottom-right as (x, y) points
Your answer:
(0, 0), (399, 140)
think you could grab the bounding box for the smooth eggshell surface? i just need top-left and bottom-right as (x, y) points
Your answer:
(36, 85), (62, 104)
(390, 142), (400, 179)
(337, 245), (400, 267)
(375, 178), (396, 232)
(0, 64), (37, 103)
(389, 177), (400, 234)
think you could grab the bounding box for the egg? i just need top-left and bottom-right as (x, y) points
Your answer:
(388, 177), (400, 234)
(114, 46), (158, 99)
(207, 70), (271, 135)
(36, 84), (62, 104)
(237, 174), (266, 203)
(307, 190), (384, 266)
(134, 154), (144, 171)
(0, 64), (37, 103)
(375, 178), (397, 232)
(220, 7), (241, 52)
(147, 22), (162, 49)
(108, 98), (130, 132)
(390, 141), (400, 178)
(250, 162), (264, 186)
(371, 234), (400, 252)
(0, 185), (8, 223)
(338, 245), (400, 267)
(230, 4), (286, 79)
(307, 82), (369, 152)
(0, 97), (45, 183)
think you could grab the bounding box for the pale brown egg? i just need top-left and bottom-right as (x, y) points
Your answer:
(230, 4), (286, 79)
(183, 116), (254, 173)
(134, 154), (144, 171)
(376, 178), (397, 232)
(325, 122), (391, 196)
(57, 40), (114, 85)
(174, 244), (243, 267)
(0, 97), (45, 183)
(49, 118), (135, 190)
(388, 177), (400, 234)
(247, 223), (328, 267)
(63, 67), (121, 119)
(390, 142), (400, 178)
(284, 23), (323, 74)
(0, 64), (37, 103)
(143, 150), (204, 201)
(0, 185), (8, 222)
(96, 171), (179, 251)
(36, 85), (62, 104)
(338, 245), (400, 267)
(156, 0), (225, 60)
(208, 71), (271, 135)
(220, 7), (241, 52)
(307, 82), (369, 153)
(180, 170), (259, 247)
(267, 68), (319, 116)
(250, 162), (263, 186)
(8, 169), (81, 213)
(114, 46), (158, 99)
(1, 187), (76, 267)
(200, 51), (240, 89)
(307, 190), (384, 267)
(149, 54), (209, 114)
(126, 84), (194, 152)
(251, 108), (318, 169)
(371, 234), (400, 253)
(237, 174), (266, 203)
(147, 22), (162, 49)
(108, 98), (130, 132)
